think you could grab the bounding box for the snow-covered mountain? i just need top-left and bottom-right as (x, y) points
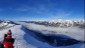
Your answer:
(0, 20), (16, 30)
(25, 20), (85, 28)
(0, 20), (84, 48)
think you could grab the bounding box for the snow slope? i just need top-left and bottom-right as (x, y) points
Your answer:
(0, 22), (84, 48)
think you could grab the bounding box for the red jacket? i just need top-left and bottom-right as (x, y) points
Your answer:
(3, 35), (14, 48)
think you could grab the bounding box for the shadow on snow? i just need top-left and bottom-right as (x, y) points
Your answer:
(21, 26), (81, 47)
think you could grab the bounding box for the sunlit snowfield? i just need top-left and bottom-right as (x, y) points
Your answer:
(0, 21), (85, 48)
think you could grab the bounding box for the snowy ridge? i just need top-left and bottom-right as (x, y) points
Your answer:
(26, 20), (85, 28)
(0, 22), (8, 27)
(0, 21), (15, 30)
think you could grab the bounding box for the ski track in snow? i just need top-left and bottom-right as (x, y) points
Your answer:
(0, 24), (84, 48)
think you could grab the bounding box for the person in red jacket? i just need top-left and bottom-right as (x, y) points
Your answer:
(3, 35), (15, 48)
(4, 30), (12, 39)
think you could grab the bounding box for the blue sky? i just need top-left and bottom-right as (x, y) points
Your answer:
(0, 0), (84, 21)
